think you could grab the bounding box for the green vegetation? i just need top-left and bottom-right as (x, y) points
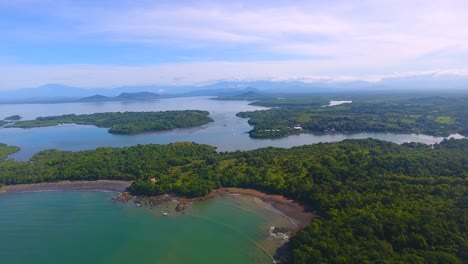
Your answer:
(0, 143), (20, 161)
(10, 111), (214, 134)
(435, 116), (455, 124)
(1, 115), (23, 126)
(0, 139), (466, 263)
(236, 96), (468, 138)
(4, 115), (22, 121)
(252, 96), (328, 107)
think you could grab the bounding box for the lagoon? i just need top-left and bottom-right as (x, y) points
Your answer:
(0, 97), (455, 161)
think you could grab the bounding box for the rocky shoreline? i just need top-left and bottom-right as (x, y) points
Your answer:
(113, 187), (316, 231)
(112, 188), (316, 263)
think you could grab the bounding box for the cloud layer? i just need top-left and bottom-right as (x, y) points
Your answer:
(1, 0), (468, 89)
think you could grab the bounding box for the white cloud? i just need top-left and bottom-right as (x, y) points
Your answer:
(2, 0), (468, 88)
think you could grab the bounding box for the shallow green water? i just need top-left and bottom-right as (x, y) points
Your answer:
(0, 191), (284, 264)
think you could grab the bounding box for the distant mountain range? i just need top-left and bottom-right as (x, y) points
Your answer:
(0, 73), (467, 103)
(79, 92), (160, 102)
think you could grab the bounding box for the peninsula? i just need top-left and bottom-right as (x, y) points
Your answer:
(9, 110), (214, 134)
(235, 96), (468, 138)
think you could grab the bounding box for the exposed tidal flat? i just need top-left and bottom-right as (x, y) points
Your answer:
(0, 96), (458, 161)
(0, 188), (306, 264)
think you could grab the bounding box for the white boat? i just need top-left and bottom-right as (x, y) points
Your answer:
(162, 212), (168, 216)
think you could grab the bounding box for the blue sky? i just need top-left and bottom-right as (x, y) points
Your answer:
(1, 0), (468, 89)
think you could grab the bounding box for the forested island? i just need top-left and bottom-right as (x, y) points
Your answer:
(235, 96), (468, 138)
(1, 115), (23, 126)
(9, 110), (214, 134)
(0, 139), (466, 263)
(4, 115), (22, 121)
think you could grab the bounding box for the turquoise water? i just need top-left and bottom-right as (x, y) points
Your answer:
(0, 191), (285, 264)
(0, 97), (457, 263)
(0, 97), (452, 161)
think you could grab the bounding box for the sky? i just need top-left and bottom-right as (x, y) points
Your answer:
(1, 0), (468, 90)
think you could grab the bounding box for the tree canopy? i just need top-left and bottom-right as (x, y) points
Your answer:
(236, 96), (468, 138)
(0, 138), (466, 263)
(10, 110), (214, 134)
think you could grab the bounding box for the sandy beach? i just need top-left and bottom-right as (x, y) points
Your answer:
(174, 187), (317, 230)
(0, 180), (132, 194)
(215, 188), (316, 229)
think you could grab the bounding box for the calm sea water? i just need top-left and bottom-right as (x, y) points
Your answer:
(0, 191), (292, 264)
(0, 97), (453, 161)
(0, 97), (461, 263)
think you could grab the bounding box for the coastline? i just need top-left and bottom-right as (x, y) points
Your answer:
(1, 181), (315, 231)
(1, 181), (315, 262)
(153, 187), (317, 231)
(0, 180), (132, 194)
(212, 188), (316, 230)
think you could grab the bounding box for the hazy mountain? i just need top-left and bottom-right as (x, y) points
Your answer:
(0, 84), (89, 100)
(181, 87), (259, 96)
(0, 84), (162, 101)
(79, 94), (111, 102)
(79, 92), (159, 102)
(1, 73), (467, 103)
(379, 74), (468, 90)
(114, 92), (160, 101)
(216, 91), (264, 101)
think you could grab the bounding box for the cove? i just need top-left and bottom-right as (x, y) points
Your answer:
(0, 191), (294, 264)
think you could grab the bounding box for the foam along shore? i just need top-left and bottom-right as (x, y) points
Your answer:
(0, 180), (132, 194)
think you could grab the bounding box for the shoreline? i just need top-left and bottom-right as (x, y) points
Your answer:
(137, 187), (317, 231)
(1, 182), (315, 262)
(0, 180), (132, 194)
(211, 188), (316, 230)
(1, 181), (315, 230)
(1, 181), (316, 230)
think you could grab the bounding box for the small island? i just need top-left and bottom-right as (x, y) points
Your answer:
(4, 115), (22, 121)
(1, 115), (23, 126)
(9, 110), (214, 134)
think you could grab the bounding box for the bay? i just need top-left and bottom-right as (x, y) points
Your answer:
(0, 191), (292, 264)
(0, 97), (455, 161)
